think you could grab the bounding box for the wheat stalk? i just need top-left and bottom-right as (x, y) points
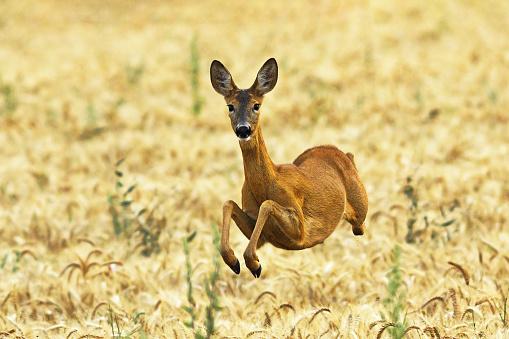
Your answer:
(475, 298), (496, 314)
(461, 306), (482, 321)
(246, 329), (269, 337)
(448, 289), (459, 320)
(1, 291), (11, 309)
(376, 322), (394, 339)
(423, 326), (440, 338)
(368, 320), (385, 331)
(308, 308), (331, 325)
(254, 291), (277, 305)
(90, 302), (108, 320)
(0, 330), (16, 337)
(278, 303), (295, 312)
(66, 328), (78, 339)
(18, 249), (37, 259)
(419, 296), (447, 311)
(263, 312), (272, 327)
(447, 261), (470, 285)
(402, 325), (421, 337)
(45, 324), (67, 334)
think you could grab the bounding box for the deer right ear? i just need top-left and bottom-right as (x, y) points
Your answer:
(210, 60), (237, 97)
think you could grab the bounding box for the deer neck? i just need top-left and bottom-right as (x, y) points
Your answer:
(239, 128), (276, 197)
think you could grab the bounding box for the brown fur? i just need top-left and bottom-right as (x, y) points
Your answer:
(211, 58), (368, 277)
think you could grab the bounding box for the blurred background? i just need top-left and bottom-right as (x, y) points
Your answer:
(1, 0), (508, 337)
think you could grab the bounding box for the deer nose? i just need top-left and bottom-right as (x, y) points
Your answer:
(235, 125), (252, 140)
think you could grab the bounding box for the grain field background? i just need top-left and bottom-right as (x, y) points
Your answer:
(1, 0), (509, 338)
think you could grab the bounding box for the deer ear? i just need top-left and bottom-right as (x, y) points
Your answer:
(251, 58), (278, 96)
(210, 60), (237, 97)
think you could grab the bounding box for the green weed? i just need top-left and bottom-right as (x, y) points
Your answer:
(79, 101), (107, 140)
(86, 102), (97, 126)
(108, 305), (125, 338)
(414, 87), (424, 112)
(108, 159), (133, 237)
(0, 78), (18, 115)
(403, 177), (457, 244)
(364, 44), (373, 67)
(108, 159), (164, 257)
(0, 250), (36, 273)
(494, 283), (509, 327)
(134, 311), (148, 339)
(486, 86), (498, 105)
(381, 244), (407, 339)
(182, 222), (223, 338)
(183, 231), (198, 333)
(125, 62), (145, 85)
(106, 305), (147, 339)
(190, 34), (203, 116)
(204, 222), (223, 336)
(0, 253), (12, 272)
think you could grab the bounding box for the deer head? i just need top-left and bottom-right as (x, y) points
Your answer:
(210, 58), (278, 141)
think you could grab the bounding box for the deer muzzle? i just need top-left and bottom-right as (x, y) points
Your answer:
(235, 124), (252, 141)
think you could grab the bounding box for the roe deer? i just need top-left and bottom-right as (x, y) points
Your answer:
(210, 58), (368, 278)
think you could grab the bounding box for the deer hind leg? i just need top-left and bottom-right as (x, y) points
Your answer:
(244, 200), (303, 278)
(344, 202), (365, 235)
(343, 178), (368, 236)
(334, 152), (368, 235)
(221, 200), (257, 274)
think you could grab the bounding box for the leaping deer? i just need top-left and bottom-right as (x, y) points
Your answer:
(210, 58), (368, 278)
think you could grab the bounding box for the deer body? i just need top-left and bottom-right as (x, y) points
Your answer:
(211, 58), (368, 278)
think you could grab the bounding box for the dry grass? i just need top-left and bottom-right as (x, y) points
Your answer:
(1, 0), (509, 338)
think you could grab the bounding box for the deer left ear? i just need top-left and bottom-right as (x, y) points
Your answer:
(251, 58), (278, 96)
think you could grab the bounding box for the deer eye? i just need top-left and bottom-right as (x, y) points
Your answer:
(227, 105), (234, 113)
(253, 103), (260, 111)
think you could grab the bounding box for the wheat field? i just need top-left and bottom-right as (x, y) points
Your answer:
(1, 0), (508, 338)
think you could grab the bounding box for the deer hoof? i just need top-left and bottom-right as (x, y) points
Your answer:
(229, 259), (241, 274)
(250, 264), (262, 278)
(353, 223), (365, 236)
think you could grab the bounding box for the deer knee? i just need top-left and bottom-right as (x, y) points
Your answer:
(223, 200), (231, 210)
(223, 200), (235, 213)
(259, 200), (275, 212)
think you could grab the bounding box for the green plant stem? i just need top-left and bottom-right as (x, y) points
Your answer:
(382, 244), (407, 339)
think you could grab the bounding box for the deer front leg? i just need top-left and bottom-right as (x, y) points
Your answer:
(221, 200), (256, 274)
(244, 200), (303, 278)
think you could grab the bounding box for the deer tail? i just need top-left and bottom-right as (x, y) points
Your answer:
(346, 152), (357, 170)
